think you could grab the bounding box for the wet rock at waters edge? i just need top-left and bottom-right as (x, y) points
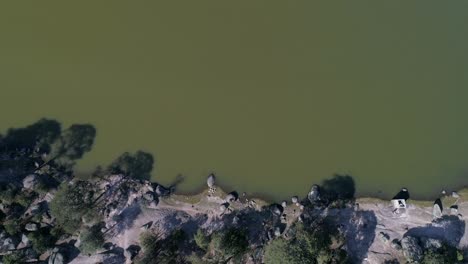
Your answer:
(155, 185), (171, 197)
(23, 174), (38, 190)
(291, 196), (298, 204)
(143, 191), (156, 201)
(401, 236), (423, 263)
(207, 174), (216, 188)
(25, 223), (38, 232)
(378, 232), (390, 243)
(271, 204), (283, 216)
(281, 201), (287, 208)
(308, 185), (320, 203)
(433, 199), (443, 219)
(225, 191), (239, 202)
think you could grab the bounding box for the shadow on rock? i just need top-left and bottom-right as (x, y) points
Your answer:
(404, 215), (465, 247)
(341, 209), (377, 263)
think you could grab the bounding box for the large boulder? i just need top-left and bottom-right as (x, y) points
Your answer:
(207, 174), (216, 188)
(401, 236), (423, 263)
(48, 248), (65, 264)
(22, 174), (38, 190)
(308, 185), (320, 203)
(155, 185), (171, 197)
(225, 191), (238, 202)
(25, 223), (39, 232)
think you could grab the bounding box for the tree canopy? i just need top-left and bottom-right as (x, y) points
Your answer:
(49, 181), (98, 234)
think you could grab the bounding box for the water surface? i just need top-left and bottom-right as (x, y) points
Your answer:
(2, 2), (468, 199)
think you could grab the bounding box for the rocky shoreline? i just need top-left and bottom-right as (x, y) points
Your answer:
(2, 171), (468, 264)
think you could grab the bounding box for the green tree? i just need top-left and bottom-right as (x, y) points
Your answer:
(79, 224), (105, 254)
(3, 220), (21, 236)
(194, 229), (210, 251)
(49, 181), (97, 233)
(2, 251), (25, 264)
(209, 228), (248, 261)
(264, 237), (312, 264)
(136, 230), (185, 264)
(107, 151), (154, 180)
(422, 244), (458, 264)
(28, 227), (57, 254)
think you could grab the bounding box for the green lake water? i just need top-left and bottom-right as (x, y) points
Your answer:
(2, 2), (468, 200)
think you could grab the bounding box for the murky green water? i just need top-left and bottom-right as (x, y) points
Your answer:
(2, 2), (468, 199)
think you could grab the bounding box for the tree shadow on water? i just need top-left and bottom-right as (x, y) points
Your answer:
(320, 174), (356, 205)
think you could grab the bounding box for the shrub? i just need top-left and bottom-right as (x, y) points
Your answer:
(79, 224), (105, 254)
(3, 220), (21, 236)
(194, 229), (210, 251)
(28, 227), (57, 254)
(2, 251), (25, 264)
(49, 181), (97, 234)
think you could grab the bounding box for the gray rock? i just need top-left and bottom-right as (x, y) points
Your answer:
(291, 196), (299, 204)
(25, 223), (38, 232)
(207, 174), (216, 188)
(271, 204), (283, 216)
(23, 174), (38, 190)
(155, 185), (171, 197)
(308, 184), (320, 203)
(378, 232), (390, 243)
(391, 239), (402, 250)
(225, 191), (239, 202)
(401, 236), (423, 263)
(274, 227), (281, 237)
(48, 248), (65, 264)
(21, 234), (31, 247)
(452, 191), (460, 198)
(220, 203), (229, 213)
(0, 237), (17, 252)
(451, 205), (458, 215)
(143, 191), (156, 201)
(281, 201), (287, 208)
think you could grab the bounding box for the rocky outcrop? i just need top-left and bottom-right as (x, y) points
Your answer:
(22, 174), (38, 190)
(207, 174), (216, 188)
(308, 185), (320, 203)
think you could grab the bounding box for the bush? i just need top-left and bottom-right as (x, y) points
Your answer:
(137, 230), (186, 264)
(28, 227), (57, 254)
(4, 220), (21, 236)
(49, 181), (97, 234)
(194, 229), (210, 251)
(79, 224), (105, 254)
(2, 251), (25, 264)
(422, 244), (458, 264)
